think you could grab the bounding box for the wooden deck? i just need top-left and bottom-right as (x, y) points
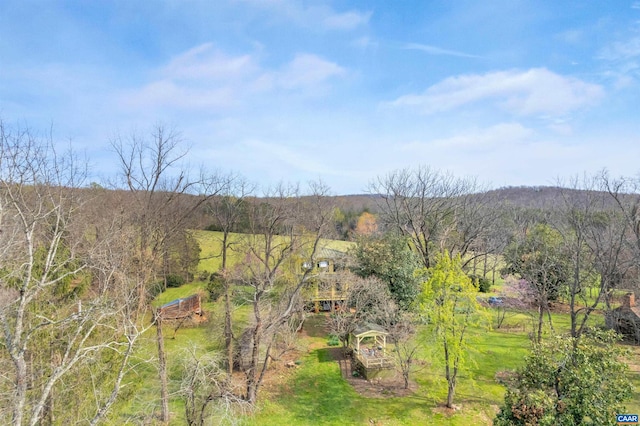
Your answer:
(354, 350), (394, 369)
(309, 290), (347, 301)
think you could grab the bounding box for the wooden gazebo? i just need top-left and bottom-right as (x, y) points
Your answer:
(351, 323), (394, 370)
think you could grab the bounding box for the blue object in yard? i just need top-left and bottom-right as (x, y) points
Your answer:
(488, 296), (503, 305)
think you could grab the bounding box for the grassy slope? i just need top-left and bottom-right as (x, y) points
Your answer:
(191, 229), (356, 274)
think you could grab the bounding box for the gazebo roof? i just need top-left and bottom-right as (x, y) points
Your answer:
(352, 322), (388, 338)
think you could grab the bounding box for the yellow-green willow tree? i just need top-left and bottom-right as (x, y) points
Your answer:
(419, 251), (489, 409)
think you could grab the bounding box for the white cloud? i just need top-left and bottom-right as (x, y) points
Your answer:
(556, 29), (584, 45)
(120, 79), (237, 110)
(119, 45), (345, 111)
(243, 139), (339, 176)
(599, 37), (640, 61)
(351, 36), (377, 49)
(323, 10), (372, 30)
(404, 43), (479, 59)
(597, 36), (640, 88)
(235, 0), (370, 31)
(278, 54), (345, 89)
(162, 43), (257, 81)
(387, 68), (604, 116)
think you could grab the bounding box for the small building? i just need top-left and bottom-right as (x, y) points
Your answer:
(157, 294), (202, 320)
(350, 323), (394, 379)
(606, 292), (640, 344)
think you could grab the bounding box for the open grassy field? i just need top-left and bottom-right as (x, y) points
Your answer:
(191, 229), (356, 274)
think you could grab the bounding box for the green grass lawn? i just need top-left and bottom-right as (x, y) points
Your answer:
(248, 309), (640, 426)
(107, 288), (640, 425)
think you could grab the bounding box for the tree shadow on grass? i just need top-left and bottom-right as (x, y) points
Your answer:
(302, 314), (329, 338)
(317, 347), (345, 363)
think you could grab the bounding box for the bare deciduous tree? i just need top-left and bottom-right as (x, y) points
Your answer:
(325, 274), (393, 348)
(370, 166), (488, 269)
(179, 348), (249, 426)
(0, 121), (151, 425)
(234, 181), (334, 405)
(111, 124), (226, 423)
(204, 174), (255, 376)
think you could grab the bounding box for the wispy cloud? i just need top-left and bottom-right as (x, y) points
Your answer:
(599, 37), (640, 61)
(162, 43), (258, 81)
(119, 45), (346, 111)
(323, 10), (372, 30)
(243, 139), (338, 176)
(597, 35), (640, 88)
(235, 0), (370, 31)
(404, 43), (479, 59)
(387, 68), (604, 116)
(402, 123), (534, 152)
(277, 53), (346, 89)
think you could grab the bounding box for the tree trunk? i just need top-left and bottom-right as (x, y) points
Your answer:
(446, 378), (456, 409)
(246, 302), (262, 405)
(444, 343), (456, 408)
(12, 355), (28, 426)
(225, 279), (234, 376)
(537, 304), (544, 344)
(156, 314), (170, 423)
(222, 232), (234, 376)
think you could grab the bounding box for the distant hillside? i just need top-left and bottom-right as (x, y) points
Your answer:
(335, 185), (627, 212)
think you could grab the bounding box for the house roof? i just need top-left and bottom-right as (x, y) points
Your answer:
(159, 294), (198, 309)
(317, 247), (348, 259)
(612, 304), (640, 319)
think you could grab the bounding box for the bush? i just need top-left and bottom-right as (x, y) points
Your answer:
(327, 334), (340, 347)
(165, 274), (186, 288)
(207, 272), (224, 301)
(470, 275), (492, 293)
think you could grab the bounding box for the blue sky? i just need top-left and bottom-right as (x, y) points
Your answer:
(2, 1), (640, 194)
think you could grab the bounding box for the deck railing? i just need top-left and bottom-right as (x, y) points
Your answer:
(310, 290), (347, 301)
(355, 352), (394, 369)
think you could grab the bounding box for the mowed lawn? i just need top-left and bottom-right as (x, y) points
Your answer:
(110, 288), (640, 425)
(249, 312), (640, 426)
(250, 315), (527, 426)
(109, 231), (640, 424)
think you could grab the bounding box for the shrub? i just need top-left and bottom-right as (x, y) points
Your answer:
(327, 334), (340, 347)
(165, 274), (186, 288)
(207, 272), (224, 301)
(470, 275), (492, 293)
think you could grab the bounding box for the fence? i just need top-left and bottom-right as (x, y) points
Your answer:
(354, 352), (394, 369)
